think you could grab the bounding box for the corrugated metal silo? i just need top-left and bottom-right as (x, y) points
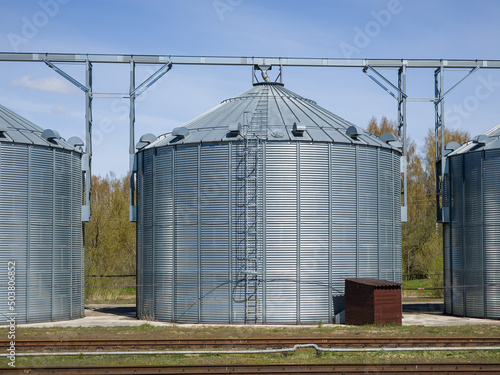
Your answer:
(0, 104), (84, 324)
(135, 82), (402, 324)
(444, 124), (500, 318)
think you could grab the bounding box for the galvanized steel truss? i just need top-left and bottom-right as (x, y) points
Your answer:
(1, 53), (498, 222)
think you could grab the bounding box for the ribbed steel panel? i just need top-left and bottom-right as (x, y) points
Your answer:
(265, 143), (297, 324)
(0, 142), (83, 324)
(331, 144), (357, 301)
(484, 150), (500, 317)
(298, 143), (330, 323)
(463, 153), (483, 317)
(358, 146), (379, 279)
(443, 224), (452, 314)
(153, 147), (174, 321)
(200, 144), (230, 323)
(174, 145), (200, 322)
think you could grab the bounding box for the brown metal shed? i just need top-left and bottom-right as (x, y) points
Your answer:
(345, 278), (402, 326)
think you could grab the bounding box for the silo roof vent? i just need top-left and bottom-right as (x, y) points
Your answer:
(473, 134), (490, 145)
(41, 129), (61, 142)
(379, 132), (397, 143)
(0, 122), (7, 137)
(67, 136), (84, 152)
(228, 122), (242, 135)
(292, 122), (306, 136)
(136, 133), (157, 149)
(172, 126), (189, 139)
(67, 136), (84, 147)
(346, 125), (363, 139)
(379, 132), (402, 149)
(444, 141), (461, 156)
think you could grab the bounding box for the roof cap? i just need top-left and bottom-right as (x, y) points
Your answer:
(292, 122), (306, 135)
(67, 136), (84, 147)
(379, 132), (397, 143)
(346, 125), (363, 139)
(473, 134), (490, 145)
(41, 129), (61, 142)
(228, 122), (242, 135)
(172, 126), (189, 139)
(136, 133), (157, 150)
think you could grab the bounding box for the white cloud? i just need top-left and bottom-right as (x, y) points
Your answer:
(10, 75), (78, 94)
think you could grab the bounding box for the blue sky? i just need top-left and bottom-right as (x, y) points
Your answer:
(1, 0), (499, 176)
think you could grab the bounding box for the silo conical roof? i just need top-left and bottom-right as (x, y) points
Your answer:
(146, 82), (396, 150)
(0, 104), (81, 151)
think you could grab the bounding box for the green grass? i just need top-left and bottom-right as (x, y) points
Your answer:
(84, 276), (136, 304)
(7, 349), (500, 368)
(6, 323), (500, 341)
(403, 278), (444, 299)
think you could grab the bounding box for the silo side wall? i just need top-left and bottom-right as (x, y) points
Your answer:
(446, 149), (500, 319)
(484, 149), (500, 318)
(137, 141), (401, 324)
(0, 144), (83, 324)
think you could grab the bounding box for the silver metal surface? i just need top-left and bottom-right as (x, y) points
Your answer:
(0, 104), (84, 324)
(444, 125), (500, 318)
(136, 83), (402, 324)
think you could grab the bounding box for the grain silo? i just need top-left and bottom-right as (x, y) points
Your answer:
(443, 124), (500, 319)
(0, 104), (84, 324)
(135, 82), (402, 324)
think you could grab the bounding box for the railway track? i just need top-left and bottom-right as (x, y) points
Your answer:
(3, 336), (500, 351)
(1, 363), (500, 374)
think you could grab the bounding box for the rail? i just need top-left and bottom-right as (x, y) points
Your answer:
(0, 363), (499, 374)
(3, 336), (500, 350)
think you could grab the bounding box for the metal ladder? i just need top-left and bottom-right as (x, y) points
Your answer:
(233, 85), (268, 324)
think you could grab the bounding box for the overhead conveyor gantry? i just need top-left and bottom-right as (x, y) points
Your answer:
(1, 52), (498, 222)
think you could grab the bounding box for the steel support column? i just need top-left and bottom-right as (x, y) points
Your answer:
(83, 60), (92, 221)
(398, 65), (408, 222)
(130, 61), (136, 171)
(434, 66), (445, 223)
(129, 61), (137, 222)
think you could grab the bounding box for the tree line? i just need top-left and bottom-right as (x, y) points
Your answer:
(368, 116), (469, 282)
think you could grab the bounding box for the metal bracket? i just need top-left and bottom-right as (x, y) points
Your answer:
(43, 59), (89, 92)
(436, 66), (479, 103)
(130, 62), (172, 97)
(363, 65), (407, 100)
